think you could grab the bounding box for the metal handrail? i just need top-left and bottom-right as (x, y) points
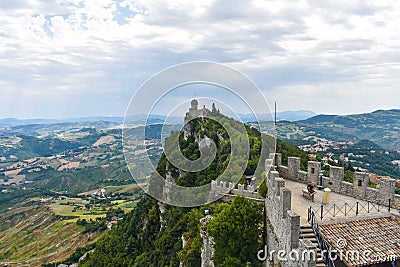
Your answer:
(308, 208), (336, 267)
(313, 198), (392, 220)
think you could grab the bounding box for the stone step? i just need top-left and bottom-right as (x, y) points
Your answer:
(299, 225), (327, 266)
(316, 258), (326, 266)
(300, 228), (314, 234)
(301, 234), (316, 240)
(301, 233), (316, 239)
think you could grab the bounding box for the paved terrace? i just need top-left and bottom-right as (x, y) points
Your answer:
(285, 180), (394, 224)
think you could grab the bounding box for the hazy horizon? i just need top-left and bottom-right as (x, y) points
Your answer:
(1, 1), (400, 119)
(1, 107), (399, 121)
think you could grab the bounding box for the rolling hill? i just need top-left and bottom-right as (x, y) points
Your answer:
(276, 109), (400, 151)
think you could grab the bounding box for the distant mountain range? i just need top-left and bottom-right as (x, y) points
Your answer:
(228, 110), (315, 122)
(277, 109), (400, 151)
(0, 117), (124, 126)
(124, 110), (317, 123)
(0, 110), (317, 127)
(3, 109), (400, 151)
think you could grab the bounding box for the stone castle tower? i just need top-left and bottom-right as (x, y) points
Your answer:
(184, 99), (211, 138)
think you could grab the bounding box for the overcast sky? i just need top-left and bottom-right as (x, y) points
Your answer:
(1, 0), (400, 119)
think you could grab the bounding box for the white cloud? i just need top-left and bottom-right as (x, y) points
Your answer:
(0, 0), (399, 118)
(271, 81), (400, 115)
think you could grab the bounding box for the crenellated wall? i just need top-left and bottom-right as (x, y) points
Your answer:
(339, 181), (353, 197)
(297, 170), (308, 183)
(353, 172), (369, 199)
(393, 194), (400, 207)
(308, 161), (321, 184)
(378, 178), (396, 201)
(277, 165), (289, 180)
(265, 169), (317, 267)
(264, 154), (400, 267)
(329, 166), (344, 192)
(288, 157), (300, 181)
(210, 180), (262, 200)
(272, 153), (400, 208)
(364, 187), (379, 201)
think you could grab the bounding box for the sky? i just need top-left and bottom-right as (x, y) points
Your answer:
(1, 0), (400, 119)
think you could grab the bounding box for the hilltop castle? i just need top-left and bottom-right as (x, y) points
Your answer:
(184, 99), (211, 138)
(185, 99), (211, 119)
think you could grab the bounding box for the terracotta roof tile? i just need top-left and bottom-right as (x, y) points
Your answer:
(319, 216), (400, 266)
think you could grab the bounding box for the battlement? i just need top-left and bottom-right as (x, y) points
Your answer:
(264, 163), (317, 267)
(210, 180), (261, 200)
(264, 154), (400, 266)
(271, 153), (400, 208)
(184, 99), (211, 120)
(266, 170), (300, 249)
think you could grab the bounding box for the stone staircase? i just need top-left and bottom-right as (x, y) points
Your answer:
(300, 225), (326, 267)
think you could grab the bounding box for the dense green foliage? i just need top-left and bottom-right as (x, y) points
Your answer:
(80, 196), (198, 266)
(276, 139), (309, 171)
(62, 243), (96, 266)
(80, 114), (268, 266)
(80, 195), (265, 267)
(80, 196), (160, 266)
(66, 113), (310, 266)
(149, 115), (267, 203)
(208, 196), (263, 266)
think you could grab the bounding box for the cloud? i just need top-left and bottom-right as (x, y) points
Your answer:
(0, 0), (399, 118)
(271, 81), (400, 115)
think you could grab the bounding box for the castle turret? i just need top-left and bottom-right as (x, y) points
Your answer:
(184, 98), (211, 139)
(190, 99), (198, 111)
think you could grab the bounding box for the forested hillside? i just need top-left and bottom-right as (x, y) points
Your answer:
(77, 113), (307, 266)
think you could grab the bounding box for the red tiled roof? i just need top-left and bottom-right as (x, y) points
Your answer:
(319, 216), (400, 267)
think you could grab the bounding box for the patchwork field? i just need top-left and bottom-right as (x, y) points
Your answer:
(0, 206), (102, 267)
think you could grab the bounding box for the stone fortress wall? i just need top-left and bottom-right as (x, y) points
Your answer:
(209, 153), (400, 266)
(264, 153), (400, 267)
(210, 180), (262, 200)
(273, 153), (400, 208)
(264, 158), (318, 267)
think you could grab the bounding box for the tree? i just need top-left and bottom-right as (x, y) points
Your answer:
(207, 196), (263, 266)
(344, 170), (354, 183)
